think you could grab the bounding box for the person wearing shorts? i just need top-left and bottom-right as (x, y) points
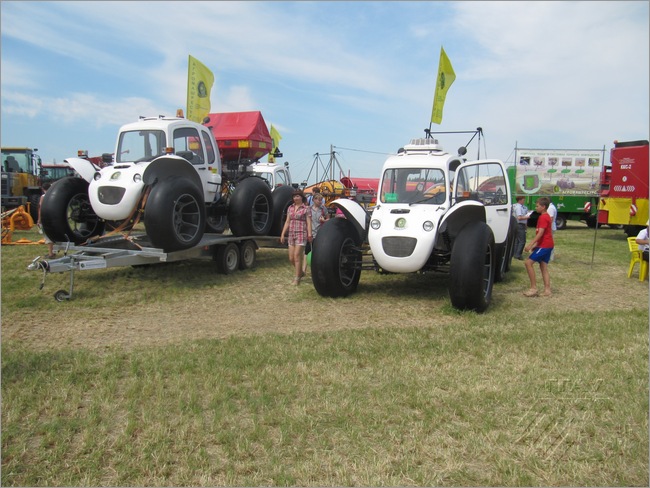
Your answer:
(523, 196), (554, 297)
(38, 183), (56, 258)
(280, 190), (312, 285)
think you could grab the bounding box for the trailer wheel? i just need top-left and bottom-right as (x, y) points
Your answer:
(54, 289), (70, 302)
(41, 177), (105, 244)
(449, 221), (495, 313)
(555, 214), (567, 230)
(312, 218), (362, 297)
(269, 185), (295, 236)
(238, 240), (257, 270)
(214, 242), (240, 274)
(144, 178), (205, 252)
(228, 177), (273, 237)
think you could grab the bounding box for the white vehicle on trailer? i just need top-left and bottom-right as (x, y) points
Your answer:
(311, 130), (516, 313)
(40, 112), (274, 252)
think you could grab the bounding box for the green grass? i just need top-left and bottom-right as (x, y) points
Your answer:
(1, 224), (648, 486)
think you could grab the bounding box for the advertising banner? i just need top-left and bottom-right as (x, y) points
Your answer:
(514, 148), (604, 197)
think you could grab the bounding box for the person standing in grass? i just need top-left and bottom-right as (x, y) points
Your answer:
(302, 193), (329, 276)
(523, 196), (554, 297)
(37, 183), (56, 258)
(280, 190), (312, 285)
(512, 195), (529, 260)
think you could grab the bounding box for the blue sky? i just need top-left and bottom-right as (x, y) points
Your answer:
(1, 1), (648, 184)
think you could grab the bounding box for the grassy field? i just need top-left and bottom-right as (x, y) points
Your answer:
(1, 223), (648, 486)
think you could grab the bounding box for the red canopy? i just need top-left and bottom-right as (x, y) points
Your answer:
(204, 111), (272, 162)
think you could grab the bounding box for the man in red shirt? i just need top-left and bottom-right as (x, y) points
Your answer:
(523, 197), (554, 297)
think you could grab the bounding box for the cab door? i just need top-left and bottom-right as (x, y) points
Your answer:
(453, 160), (511, 244)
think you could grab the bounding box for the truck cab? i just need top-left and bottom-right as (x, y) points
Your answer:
(250, 161), (293, 190)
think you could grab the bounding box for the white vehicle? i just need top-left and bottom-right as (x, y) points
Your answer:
(311, 132), (516, 312)
(250, 160), (297, 235)
(41, 114), (274, 252)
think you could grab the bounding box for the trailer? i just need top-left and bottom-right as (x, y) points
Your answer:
(28, 233), (279, 301)
(597, 139), (649, 236)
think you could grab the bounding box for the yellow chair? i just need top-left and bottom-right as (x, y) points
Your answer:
(627, 237), (648, 281)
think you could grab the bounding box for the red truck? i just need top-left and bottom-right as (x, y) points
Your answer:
(597, 139), (649, 236)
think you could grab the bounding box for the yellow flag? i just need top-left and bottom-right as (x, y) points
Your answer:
(430, 47), (456, 124)
(186, 55), (214, 123)
(268, 124), (282, 163)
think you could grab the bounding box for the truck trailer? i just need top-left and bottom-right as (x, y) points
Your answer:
(597, 139), (649, 237)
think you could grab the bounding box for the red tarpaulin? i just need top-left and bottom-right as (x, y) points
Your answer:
(204, 111), (272, 161)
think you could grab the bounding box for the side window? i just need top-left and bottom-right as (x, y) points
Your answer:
(201, 130), (216, 165)
(455, 162), (508, 206)
(276, 170), (288, 186)
(173, 127), (204, 165)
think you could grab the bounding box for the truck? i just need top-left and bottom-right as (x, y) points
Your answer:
(40, 110), (282, 252)
(506, 146), (604, 230)
(40, 162), (77, 186)
(310, 131), (516, 313)
(1, 147), (43, 222)
(597, 139), (649, 237)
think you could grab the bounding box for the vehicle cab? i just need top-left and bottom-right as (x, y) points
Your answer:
(84, 115), (223, 221)
(250, 161), (292, 190)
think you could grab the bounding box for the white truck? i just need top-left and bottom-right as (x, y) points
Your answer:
(310, 133), (516, 313)
(40, 112), (276, 252)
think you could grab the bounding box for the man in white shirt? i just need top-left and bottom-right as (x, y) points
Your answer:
(546, 202), (558, 261)
(547, 202), (558, 232)
(512, 196), (529, 260)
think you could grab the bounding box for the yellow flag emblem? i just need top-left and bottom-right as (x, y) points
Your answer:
(430, 47), (456, 124)
(186, 55), (214, 123)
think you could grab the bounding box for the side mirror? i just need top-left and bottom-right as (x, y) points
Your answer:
(458, 146), (467, 156)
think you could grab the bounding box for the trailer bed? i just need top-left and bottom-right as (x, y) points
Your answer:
(28, 233), (281, 301)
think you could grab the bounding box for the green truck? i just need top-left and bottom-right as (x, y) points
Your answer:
(507, 146), (604, 229)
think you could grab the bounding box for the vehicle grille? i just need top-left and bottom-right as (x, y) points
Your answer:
(97, 186), (126, 205)
(382, 236), (417, 257)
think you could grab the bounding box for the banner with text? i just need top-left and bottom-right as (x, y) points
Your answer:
(514, 148), (605, 197)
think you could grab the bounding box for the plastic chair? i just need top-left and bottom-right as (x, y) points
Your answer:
(627, 237), (648, 281)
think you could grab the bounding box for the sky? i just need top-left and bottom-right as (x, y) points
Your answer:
(1, 1), (648, 185)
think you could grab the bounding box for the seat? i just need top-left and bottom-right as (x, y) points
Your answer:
(627, 237), (648, 281)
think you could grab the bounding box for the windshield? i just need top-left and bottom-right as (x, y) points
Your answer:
(43, 166), (74, 180)
(116, 130), (166, 163)
(380, 168), (446, 204)
(2, 150), (33, 173)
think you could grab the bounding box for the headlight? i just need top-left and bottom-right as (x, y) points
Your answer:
(110, 171), (121, 180)
(370, 219), (381, 230)
(93, 172), (102, 181)
(423, 221), (434, 232)
(395, 217), (407, 229)
(133, 173), (142, 183)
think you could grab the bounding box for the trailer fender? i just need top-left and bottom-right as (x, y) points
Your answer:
(64, 157), (101, 183)
(438, 200), (486, 242)
(142, 156), (203, 191)
(329, 198), (368, 243)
